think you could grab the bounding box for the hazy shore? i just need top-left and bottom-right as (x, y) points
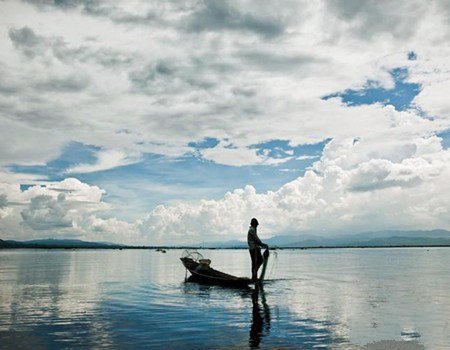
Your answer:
(1, 244), (449, 250)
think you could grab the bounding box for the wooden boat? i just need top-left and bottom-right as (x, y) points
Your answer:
(180, 256), (253, 288)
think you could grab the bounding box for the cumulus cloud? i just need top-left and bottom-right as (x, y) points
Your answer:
(20, 194), (73, 230)
(1, 136), (449, 244)
(0, 178), (137, 242)
(137, 137), (450, 244)
(79, 215), (140, 243)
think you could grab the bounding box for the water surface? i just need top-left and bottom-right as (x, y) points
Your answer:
(0, 248), (448, 349)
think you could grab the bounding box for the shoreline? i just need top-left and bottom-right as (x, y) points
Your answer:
(1, 244), (449, 250)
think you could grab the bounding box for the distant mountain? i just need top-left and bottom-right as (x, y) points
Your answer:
(2, 230), (450, 249)
(198, 234), (323, 248)
(265, 234), (321, 246)
(198, 229), (450, 248)
(281, 229), (450, 247)
(197, 239), (247, 248)
(0, 238), (123, 249)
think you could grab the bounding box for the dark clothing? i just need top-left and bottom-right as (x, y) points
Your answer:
(247, 226), (264, 249)
(248, 224), (266, 281)
(249, 248), (263, 281)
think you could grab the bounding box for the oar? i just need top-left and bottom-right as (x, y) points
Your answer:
(258, 247), (270, 283)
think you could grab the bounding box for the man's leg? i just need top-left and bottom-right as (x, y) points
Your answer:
(255, 248), (263, 271)
(249, 249), (258, 281)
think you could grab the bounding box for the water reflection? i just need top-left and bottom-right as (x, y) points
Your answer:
(181, 279), (346, 349)
(249, 285), (270, 348)
(0, 250), (111, 348)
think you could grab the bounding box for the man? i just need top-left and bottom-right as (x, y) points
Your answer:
(247, 218), (268, 281)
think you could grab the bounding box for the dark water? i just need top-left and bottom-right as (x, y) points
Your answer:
(0, 248), (449, 349)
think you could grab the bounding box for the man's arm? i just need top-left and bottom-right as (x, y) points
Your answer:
(252, 230), (268, 248)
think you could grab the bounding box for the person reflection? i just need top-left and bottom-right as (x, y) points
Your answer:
(249, 285), (271, 348)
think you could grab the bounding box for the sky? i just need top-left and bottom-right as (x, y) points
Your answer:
(1, 0), (450, 245)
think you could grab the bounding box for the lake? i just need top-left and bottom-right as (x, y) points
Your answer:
(0, 248), (448, 349)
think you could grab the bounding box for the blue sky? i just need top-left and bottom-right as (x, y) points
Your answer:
(12, 139), (327, 221)
(323, 66), (421, 112)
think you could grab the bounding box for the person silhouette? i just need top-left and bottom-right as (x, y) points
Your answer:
(247, 218), (268, 281)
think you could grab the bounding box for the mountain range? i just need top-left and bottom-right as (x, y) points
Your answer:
(0, 238), (123, 249)
(1, 229), (450, 249)
(199, 229), (450, 248)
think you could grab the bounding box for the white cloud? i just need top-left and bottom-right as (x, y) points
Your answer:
(20, 193), (73, 230)
(199, 140), (293, 166)
(78, 215), (140, 244)
(21, 177), (106, 203)
(67, 149), (140, 174)
(297, 155), (319, 161)
(138, 137), (450, 244)
(1, 135), (450, 245)
(0, 177), (139, 243)
(1, 0), (449, 170)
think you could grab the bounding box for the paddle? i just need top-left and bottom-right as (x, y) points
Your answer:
(258, 247), (270, 283)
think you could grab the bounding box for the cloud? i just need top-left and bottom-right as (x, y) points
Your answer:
(0, 177), (140, 242)
(8, 26), (46, 58)
(297, 155), (320, 160)
(324, 0), (427, 40)
(198, 140), (293, 167)
(184, 0), (286, 38)
(138, 137), (450, 244)
(237, 49), (327, 73)
(22, 0), (167, 27)
(20, 194), (73, 230)
(1, 135), (450, 245)
(9, 25), (133, 68)
(67, 149), (140, 174)
(0, 194), (8, 219)
(413, 80), (450, 119)
(128, 61), (183, 95)
(0, 194), (6, 208)
(346, 158), (439, 192)
(0, 118), (66, 166)
(79, 215), (140, 243)
(34, 74), (90, 92)
(3, 1), (450, 170)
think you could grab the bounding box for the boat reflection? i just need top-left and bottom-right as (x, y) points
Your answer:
(249, 285), (271, 348)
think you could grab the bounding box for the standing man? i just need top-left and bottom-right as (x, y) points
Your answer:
(247, 218), (268, 281)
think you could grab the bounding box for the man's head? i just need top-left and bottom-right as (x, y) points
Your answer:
(250, 218), (259, 227)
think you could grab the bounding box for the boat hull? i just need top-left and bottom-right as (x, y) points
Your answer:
(181, 257), (253, 288)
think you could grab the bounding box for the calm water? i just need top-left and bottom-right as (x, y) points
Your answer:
(0, 248), (449, 349)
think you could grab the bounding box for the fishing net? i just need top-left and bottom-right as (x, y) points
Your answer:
(264, 249), (278, 280)
(181, 249), (204, 262)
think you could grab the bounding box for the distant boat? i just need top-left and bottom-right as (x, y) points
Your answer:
(181, 254), (253, 288)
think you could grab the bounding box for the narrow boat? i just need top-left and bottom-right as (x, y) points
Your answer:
(180, 252), (253, 288)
